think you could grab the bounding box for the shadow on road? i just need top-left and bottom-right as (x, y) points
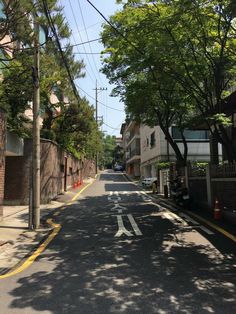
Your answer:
(7, 193), (236, 314)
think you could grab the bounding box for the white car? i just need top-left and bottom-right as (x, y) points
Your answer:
(142, 177), (158, 188)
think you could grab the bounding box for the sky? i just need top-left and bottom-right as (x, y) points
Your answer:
(60, 0), (125, 137)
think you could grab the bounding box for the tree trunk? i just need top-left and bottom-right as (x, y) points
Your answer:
(161, 126), (186, 166)
(217, 124), (236, 162)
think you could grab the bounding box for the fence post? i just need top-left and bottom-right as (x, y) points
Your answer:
(0, 109), (6, 221)
(159, 169), (163, 194)
(184, 166), (189, 189)
(206, 164), (212, 208)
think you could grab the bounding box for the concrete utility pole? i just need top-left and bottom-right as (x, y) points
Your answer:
(94, 80), (107, 173)
(31, 17), (41, 229)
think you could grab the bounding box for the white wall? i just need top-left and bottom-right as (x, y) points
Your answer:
(140, 124), (161, 164)
(141, 124), (213, 163)
(168, 142), (211, 161)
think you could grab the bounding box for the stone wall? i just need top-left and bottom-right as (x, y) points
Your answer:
(4, 138), (96, 205)
(0, 109), (6, 220)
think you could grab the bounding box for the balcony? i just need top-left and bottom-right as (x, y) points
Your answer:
(126, 147), (141, 164)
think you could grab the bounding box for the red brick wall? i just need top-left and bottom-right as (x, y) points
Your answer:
(4, 138), (96, 205)
(0, 110), (6, 219)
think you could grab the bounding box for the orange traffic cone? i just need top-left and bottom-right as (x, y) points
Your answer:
(214, 198), (221, 220)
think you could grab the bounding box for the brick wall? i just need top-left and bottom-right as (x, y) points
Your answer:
(4, 139), (96, 205)
(0, 109), (6, 220)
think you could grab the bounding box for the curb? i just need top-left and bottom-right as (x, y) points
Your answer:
(123, 174), (236, 243)
(0, 177), (97, 279)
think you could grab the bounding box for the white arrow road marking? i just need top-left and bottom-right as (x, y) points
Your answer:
(127, 214), (143, 236)
(115, 215), (133, 237)
(111, 203), (128, 213)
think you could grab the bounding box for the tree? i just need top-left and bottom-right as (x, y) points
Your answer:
(0, 0), (101, 161)
(101, 3), (193, 165)
(102, 0), (236, 163)
(101, 135), (116, 168)
(52, 97), (101, 159)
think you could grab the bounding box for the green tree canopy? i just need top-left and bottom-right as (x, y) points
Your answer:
(102, 0), (236, 163)
(0, 0), (102, 160)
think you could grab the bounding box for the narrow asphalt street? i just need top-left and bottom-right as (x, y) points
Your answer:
(0, 170), (235, 314)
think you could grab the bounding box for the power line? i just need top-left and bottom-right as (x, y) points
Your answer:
(85, 0), (144, 57)
(62, 38), (101, 49)
(42, 0), (80, 102)
(73, 52), (108, 55)
(103, 121), (122, 130)
(60, 0), (95, 84)
(75, 83), (124, 112)
(68, 0), (97, 84)
(77, 0), (103, 84)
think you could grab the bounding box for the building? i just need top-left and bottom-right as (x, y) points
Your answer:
(120, 120), (141, 178)
(140, 124), (214, 178)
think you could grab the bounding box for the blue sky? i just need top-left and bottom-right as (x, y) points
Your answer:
(60, 0), (125, 137)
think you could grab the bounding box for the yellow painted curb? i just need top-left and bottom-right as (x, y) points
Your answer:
(0, 219), (61, 279)
(186, 211), (236, 243)
(70, 177), (96, 202)
(0, 175), (98, 279)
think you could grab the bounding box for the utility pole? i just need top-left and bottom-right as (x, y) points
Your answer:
(31, 17), (40, 229)
(94, 80), (107, 173)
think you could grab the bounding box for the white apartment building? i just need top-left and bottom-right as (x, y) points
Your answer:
(140, 124), (215, 178)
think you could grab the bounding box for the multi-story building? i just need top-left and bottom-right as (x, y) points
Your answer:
(140, 124), (214, 178)
(120, 120), (141, 178)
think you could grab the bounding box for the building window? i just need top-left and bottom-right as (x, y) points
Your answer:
(146, 137), (149, 146)
(150, 131), (155, 148)
(172, 127), (209, 141)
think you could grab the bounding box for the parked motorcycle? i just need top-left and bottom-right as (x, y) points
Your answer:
(170, 176), (190, 208)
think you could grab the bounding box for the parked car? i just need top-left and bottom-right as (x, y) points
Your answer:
(114, 164), (123, 171)
(142, 177), (158, 189)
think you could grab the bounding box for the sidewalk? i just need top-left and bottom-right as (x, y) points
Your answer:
(0, 178), (94, 275)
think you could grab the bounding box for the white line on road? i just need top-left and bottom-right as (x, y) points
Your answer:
(127, 214), (143, 236)
(196, 225), (214, 235)
(163, 212), (188, 226)
(179, 213), (200, 225)
(177, 213), (214, 234)
(142, 196), (151, 202)
(108, 196), (121, 201)
(115, 215), (133, 237)
(163, 210), (214, 235)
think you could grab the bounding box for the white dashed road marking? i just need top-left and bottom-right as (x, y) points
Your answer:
(196, 225), (214, 235)
(179, 212), (200, 225)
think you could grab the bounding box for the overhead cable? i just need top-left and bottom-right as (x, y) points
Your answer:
(75, 84), (123, 112)
(77, 0), (103, 83)
(42, 0), (80, 102)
